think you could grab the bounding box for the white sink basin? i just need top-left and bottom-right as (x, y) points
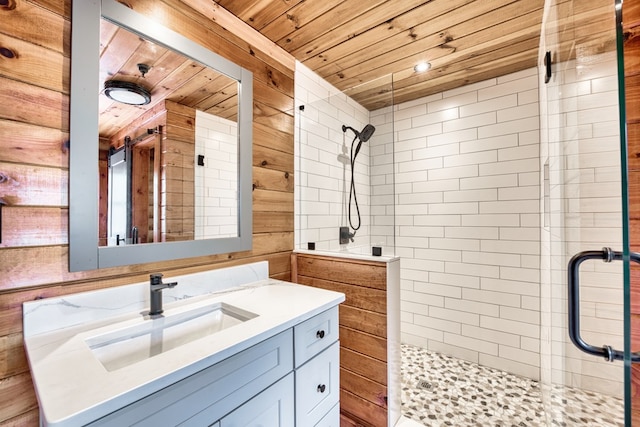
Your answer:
(85, 302), (257, 371)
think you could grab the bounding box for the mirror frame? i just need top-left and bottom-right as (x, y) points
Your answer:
(69, 0), (253, 271)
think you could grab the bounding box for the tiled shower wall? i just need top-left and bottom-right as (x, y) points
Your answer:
(373, 68), (544, 380)
(194, 110), (238, 239)
(295, 58), (624, 391)
(294, 62), (372, 251)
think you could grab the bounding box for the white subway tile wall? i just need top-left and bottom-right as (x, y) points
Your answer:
(370, 68), (544, 380)
(194, 110), (238, 239)
(294, 62), (374, 251)
(295, 53), (623, 396)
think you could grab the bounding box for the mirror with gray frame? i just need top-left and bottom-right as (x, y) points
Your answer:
(69, 0), (253, 271)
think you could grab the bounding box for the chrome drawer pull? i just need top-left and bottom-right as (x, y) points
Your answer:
(317, 384), (326, 393)
(316, 330), (325, 339)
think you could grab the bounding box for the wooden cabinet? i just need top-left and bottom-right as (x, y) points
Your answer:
(291, 252), (400, 427)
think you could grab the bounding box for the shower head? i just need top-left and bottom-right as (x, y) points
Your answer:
(343, 123), (376, 159)
(358, 124), (376, 142)
(342, 124), (376, 142)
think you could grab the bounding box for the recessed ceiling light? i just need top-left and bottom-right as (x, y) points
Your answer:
(414, 62), (431, 73)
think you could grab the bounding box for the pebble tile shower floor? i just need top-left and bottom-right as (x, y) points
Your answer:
(401, 344), (623, 426)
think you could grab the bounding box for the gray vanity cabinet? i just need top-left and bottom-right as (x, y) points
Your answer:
(219, 374), (294, 427)
(86, 307), (340, 427)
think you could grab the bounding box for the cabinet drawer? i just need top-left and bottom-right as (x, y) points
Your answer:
(89, 329), (293, 426)
(219, 373), (294, 427)
(315, 402), (340, 427)
(294, 306), (338, 367)
(295, 341), (340, 427)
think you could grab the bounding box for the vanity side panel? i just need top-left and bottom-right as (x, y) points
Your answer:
(291, 253), (389, 427)
(0, 0), (295, 424)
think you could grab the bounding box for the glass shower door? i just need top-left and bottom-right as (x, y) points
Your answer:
(540, 0), (630, 425)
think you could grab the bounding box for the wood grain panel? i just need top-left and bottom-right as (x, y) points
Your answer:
(259, 0), (338, 45)
(0, 120), (69, 168)
(626, 74), (640, 124)
(339, 304), (387, 338)
(294, 254), (387, 290)
(340, 347), (387, 386)
(253, 107), (294, 135)
(0, 207), (67, 248)
(0, 408), (40, 427)
(253, 211), (294, 234)
(0, 76), (69, 131)
(296, 276), (387, 314)
(253, 143), (294, 173)
(340, 326), (387, 362)
(180, 0), (296, 73)
(253, 122), (294, 154)
(340, 389), (387, 427)
(628, 122), (640, 172)
(0, 162), (68, 207)
(252, 233), (293, 255)
(253, 188), (294, 212)
(0, 333), (28, 380)
(263, 252), (292, 277)
(0, 32), (69, 93)
(0, 372), (37, 424)
(0, 0), (69, 55)
(340, 368), (387, 409)
(253, 166), (294, 192)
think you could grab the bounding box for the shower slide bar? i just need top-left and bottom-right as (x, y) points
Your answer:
(568, 247), (640, 363)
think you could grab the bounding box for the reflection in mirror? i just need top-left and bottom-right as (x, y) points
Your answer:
(99, 20), (239, 246)
(69, 0), (253, 271)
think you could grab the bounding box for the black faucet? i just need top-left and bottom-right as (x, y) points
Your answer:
(149, 273), (178, 315)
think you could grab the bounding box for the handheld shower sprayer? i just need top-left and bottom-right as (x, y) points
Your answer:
(342, 124), (376, 159)
(341, 123), (376, 240)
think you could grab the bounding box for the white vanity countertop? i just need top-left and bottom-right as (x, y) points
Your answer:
(23, 264), (345, 426)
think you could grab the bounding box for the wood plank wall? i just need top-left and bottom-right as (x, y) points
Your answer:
(0, 0), (295, 424)
(162, 101), (196, 242)
(623, 1), (640, 423)
(291, 253), (389, 427)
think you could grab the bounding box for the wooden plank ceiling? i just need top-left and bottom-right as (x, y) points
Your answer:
(99, 20), (238, 140)
(99, 0), (617, 133)
(213, 0), (617, 111)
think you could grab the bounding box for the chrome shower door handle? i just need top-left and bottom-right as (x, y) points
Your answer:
(567, 247), (640, 363)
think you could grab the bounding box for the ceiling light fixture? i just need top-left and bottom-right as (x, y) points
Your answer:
(104, 63), (152, 105)
(414, 62), (431, 73)
(104, 80), (151, 105)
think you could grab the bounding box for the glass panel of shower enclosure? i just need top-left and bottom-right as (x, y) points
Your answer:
(540, 0), (629, 425)
(295, 66), (395, 256)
